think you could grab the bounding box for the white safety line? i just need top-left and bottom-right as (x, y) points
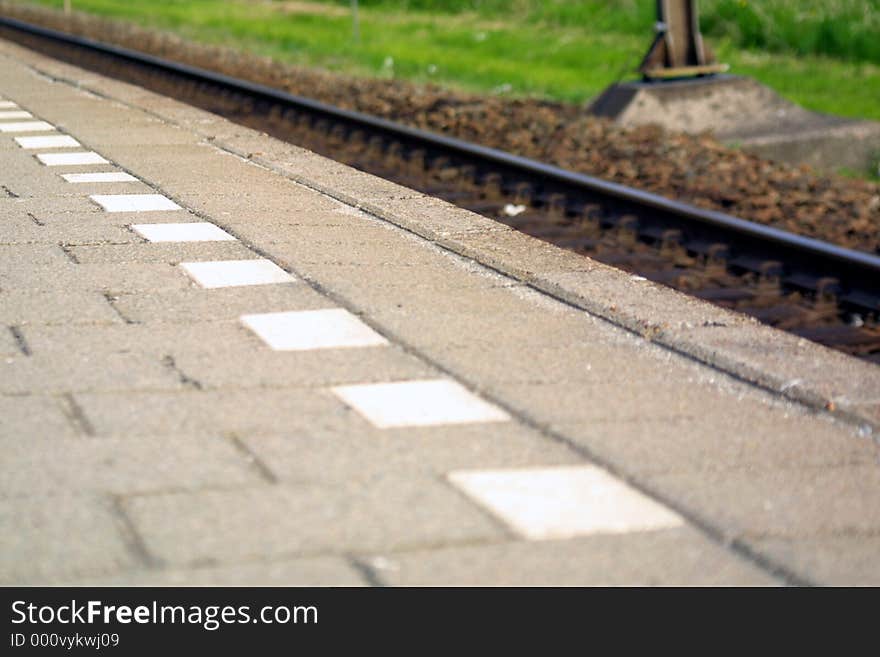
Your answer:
(131, 223), (236, 242)
(90, 194), (182, 213)
(448, 465), (684, 540)
(61, 172), (137, 183)
(331, 379), (510, 428)
(241, 309), (388, 351)
(0, 121), (54, 132)
(0, 110), (33, 120)
(36, 151), (109, 166)
(15, 135), (80, 149)
(180, 259), (296, 289)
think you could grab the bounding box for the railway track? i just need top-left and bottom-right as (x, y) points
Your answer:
(2, 15), (879, 363)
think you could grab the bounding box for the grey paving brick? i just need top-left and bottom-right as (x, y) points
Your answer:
(490, 380), (731, 424)
(69, 556), (367, 586)
(751, 535), (880, 586)
(21, 322), (247, 358)
(0, 495), (138, 584)
(174, 344), (436, 389)
(122, 479), (503, 565)
(75, 388), (357, 437)
(0, 394), (77, 440)
(1, 352), (182, 394)
(373, 529), (779, 586)
(111, 283), (331, 324)
(0, 289), (120, 325)
(0, 243), (70, 268)
(67, 241), (257, 265)
(242, 423), (582, 486)
(1, 434), (262, 497)
(0, 326), (20, 357)
(0, 214), (138, 245)
(5, 262), (196, 293)
(646, 464), (880, 538)
(554, 406), (880, 476)
(0, 195), (100, 217)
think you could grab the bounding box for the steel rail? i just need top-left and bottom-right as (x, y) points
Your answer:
(1, 14), (878, 312)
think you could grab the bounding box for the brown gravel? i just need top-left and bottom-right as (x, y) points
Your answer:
(3, 3), (879, 255)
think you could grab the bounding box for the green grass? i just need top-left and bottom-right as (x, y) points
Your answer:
(11, 0), (880, 121)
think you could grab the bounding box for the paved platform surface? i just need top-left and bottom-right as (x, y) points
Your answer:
(2, 39), (879, 586)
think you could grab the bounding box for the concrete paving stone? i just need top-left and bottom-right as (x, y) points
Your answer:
(0, 352), (182, 394)
(102, 145), (257, 186)
(645, 464), (880, 538)
(33, 208), (202, 228)
(680, 325), (880, 406)
(122, 478), (504, 566)
(0, 289), (120, 325)
(1, 434), (262, 498)
(750, 536), (880, 586)
(373, 528), (779, 586)
(114, 283), (332, 324)
(488, 379), (731, 424)
(241, 424), (584, 486)
(295, 263), (515, 303)
(11, 262), (195, 294)
(66, 241), (256, 264)
(173, 344), (436, 389)
(554, 405), (880, 477)
(70, 125), (204, 147)
(261, 232), (477, 268)
(3, 175), (151, 199)
(852, 404), (880, 426)
(0, 213), (139, 245)
(172, 184), (346, 216)
(75, 388), (358, 437)
(357, 194), (517, 240)
(0, 195), (102, 216)
(0, 394), (77, 440)
(540, 267), (756, 333)
(0, 243), (70, 268)
(431, 339), (697, 385)
(0, 495), (138, 585)
(21, 321), (249, 359)
(0, 326), (20, 357)
(69, 556), (367, 586)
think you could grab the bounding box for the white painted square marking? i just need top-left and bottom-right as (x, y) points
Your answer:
(15, 135), (80, 149)
(90, 194), (182, 213)
(61, 172), (137, 184)
(0, 101), (17, 109)
(180, 259), (296, 289)
(131, 223), (236, 243)
(0, 121), (54, 133)
(241, 309), (388, 352)
(331, 379), (510, 428)
(448, 465), (684, 540)
(0, 110), (32, 120)
(36, 151), (109, 166)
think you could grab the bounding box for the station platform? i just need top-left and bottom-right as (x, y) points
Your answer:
(2, 38), (879, 586)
